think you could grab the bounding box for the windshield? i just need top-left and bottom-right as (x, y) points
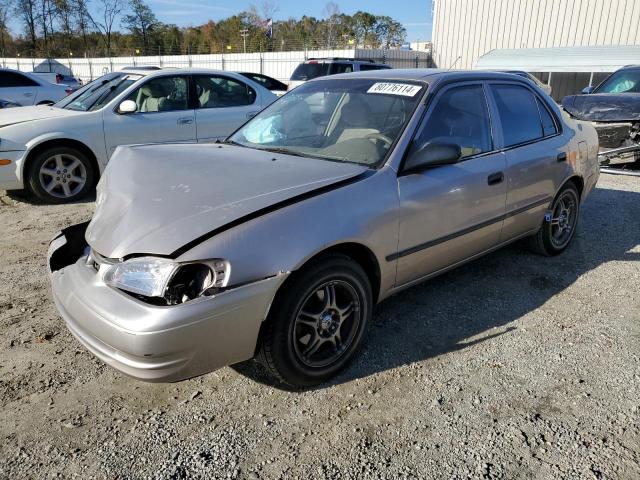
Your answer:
(594, 69), (640, 94)
(229, 78), (425, 167)
(56, 73), (142, 111)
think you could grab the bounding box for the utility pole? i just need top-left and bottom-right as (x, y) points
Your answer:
(240, 28), (249, 53)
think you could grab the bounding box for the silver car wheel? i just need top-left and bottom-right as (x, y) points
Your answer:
(293, 280), (362, 368)
(549, 189), (578, 249)
(38, 153), (87, 199)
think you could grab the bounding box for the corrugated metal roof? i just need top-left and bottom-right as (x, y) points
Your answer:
(475, 45), (640, 72)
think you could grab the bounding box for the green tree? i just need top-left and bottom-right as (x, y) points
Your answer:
(122, 0), (158, 52)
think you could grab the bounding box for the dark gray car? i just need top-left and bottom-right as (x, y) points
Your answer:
(48, 70), (600, 387)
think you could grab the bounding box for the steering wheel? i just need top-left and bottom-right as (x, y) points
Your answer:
(366, 132), (393, 147)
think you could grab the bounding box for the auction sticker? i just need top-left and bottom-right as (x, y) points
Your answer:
(367, 82), (422, 97)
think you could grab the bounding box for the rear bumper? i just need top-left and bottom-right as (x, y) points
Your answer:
(0, 150), (27, 190)
(48, 225), (287, 382)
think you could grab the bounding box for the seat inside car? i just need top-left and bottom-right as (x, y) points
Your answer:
(332, 97), (379, 143)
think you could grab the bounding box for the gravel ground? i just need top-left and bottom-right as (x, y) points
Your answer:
(1, 174), (639, 479)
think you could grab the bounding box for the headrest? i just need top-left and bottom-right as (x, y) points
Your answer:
(341, 97), (372, 127)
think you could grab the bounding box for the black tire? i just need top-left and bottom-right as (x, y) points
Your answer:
(27, 146), (95, 204)
(528, 183), (580, 256)
(257, 253), (373, 388)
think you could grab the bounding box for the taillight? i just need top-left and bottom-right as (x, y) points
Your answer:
(56, 73), (63, 84)
(65, 88), (73, 95)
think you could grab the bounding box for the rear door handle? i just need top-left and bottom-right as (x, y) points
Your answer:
(177, 117), (193, 125)
(557, 152), (567, 162)
(246, 111), (258, 119)
(23, 92), (34, 97)
(487, 171), (504, 185)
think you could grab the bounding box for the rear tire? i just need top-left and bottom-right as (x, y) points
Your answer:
(257, 253), (372, 388)
(27, 146), (95, 204)
(528, 183), (580, 256)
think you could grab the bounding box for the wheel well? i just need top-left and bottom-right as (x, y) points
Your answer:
(23, 139), (99, 187)
(564, 175), (584, 199)
(289, 243), (382, 304)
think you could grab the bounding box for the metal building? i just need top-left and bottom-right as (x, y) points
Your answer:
(431, 0), (640, 70)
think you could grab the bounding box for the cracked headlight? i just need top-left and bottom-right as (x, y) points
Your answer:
(104, 257), (230, 304)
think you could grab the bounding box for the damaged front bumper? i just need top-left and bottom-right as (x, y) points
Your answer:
(591, 121), (640, 165)
(48, 223), (287, 382)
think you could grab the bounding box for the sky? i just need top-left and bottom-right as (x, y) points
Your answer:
(10, 0), (433, 43)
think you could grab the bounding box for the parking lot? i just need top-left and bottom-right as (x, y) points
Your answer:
(0, 172), (637, 479)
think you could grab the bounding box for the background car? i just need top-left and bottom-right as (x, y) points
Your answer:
(238, 72), (288, 96)
(48, 70), (600, 388)
(0, 98), (22, 108)
(502, 70), (552, 96)
(562, 65), (640, 164)
(289, 57), (391, 89)
(0, 68), (71, 105)
(0, 68), (277, 203)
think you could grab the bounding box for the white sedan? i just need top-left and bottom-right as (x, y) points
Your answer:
(0, 68), (277, 203)
(0, 68), (71, 105)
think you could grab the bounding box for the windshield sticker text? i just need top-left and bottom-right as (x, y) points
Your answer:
(367, 83), (422, 97)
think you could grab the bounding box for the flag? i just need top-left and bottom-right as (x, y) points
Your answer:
(264, 18), (273, 38)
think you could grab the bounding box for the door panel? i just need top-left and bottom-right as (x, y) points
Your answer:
(394, 83), (507, 287)
(395, 154), (507, 286)
(488, 83), (569, 240)
(102, 75), (196, 158)
(193, 74), (260, 142)
(0, 72), (38, 105)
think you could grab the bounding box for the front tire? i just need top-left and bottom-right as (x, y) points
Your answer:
(257, 254), (373, 388)
(528, 183), (580, 256)
(27, 146), (95, 204)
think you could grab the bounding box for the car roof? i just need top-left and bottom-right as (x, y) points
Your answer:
(117, 67), (247, 78)
(316, 68), (539, 84)
(618, 64), (640, 71)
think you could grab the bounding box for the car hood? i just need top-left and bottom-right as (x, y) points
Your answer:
(0, 105), (83, 128)
(87, 143), (368, 258)
(561, 93), (640, 122)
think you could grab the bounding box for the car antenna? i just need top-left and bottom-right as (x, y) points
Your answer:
(447, 56), (462, 71)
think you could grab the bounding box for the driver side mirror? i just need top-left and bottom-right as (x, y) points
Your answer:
(118, 100), (137, 114)
(403, 142), (462, 173)
(581, 85), (595, 94)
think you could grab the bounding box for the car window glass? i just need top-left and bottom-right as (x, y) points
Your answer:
(595, 70), (640, 93)
(536, 97), (557, 136)
(359, 64), (386, 71)
(491, 84), (543, 147)
(330, 63), (353, 74)
(127, 76), (189, 113)
(194, 75), (256, 108)
(0, 71), (38, 87)
(413, 85), (491, 158)
(291, 63), (331, 81)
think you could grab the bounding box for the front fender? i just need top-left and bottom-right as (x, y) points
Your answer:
(176, 167), (400, 300)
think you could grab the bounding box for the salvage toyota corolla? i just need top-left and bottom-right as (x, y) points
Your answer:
(48, 70), (600, 387)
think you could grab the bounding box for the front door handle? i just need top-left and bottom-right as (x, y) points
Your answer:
(557, 152), (567, 162)
(23, 92), (34, 97)
(487, 171), (504, 185)
(177, 117), (193, 125)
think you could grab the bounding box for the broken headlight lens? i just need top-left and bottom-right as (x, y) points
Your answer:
(103, 257), (230, 303)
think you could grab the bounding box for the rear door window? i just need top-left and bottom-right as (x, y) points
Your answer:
(490, 84), (544, 147)
(329, 63), (353, 74)
(290, 63), (331, 81)
(0, 72), (39, 87)
(536, 97), (558, 136)
(413, 84), (492, 158)
(194, 75), (256, 108)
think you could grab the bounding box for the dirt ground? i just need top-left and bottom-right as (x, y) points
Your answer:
(1, 174), (639, 479)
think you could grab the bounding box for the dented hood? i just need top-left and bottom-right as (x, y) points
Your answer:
(0, 105), (83, 128)
(561, 93), (640, 122)
(86, 143), (367, 258)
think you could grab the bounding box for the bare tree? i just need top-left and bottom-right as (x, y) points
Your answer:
(73, 0), (94, 53)
(15, 0), (39, 53)
(93, 0), (126, 55)
(323, 1), (340, 48)
(0, 0), (11, 56)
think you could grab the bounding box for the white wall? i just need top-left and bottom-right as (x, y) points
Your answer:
(2, 49), (431, 83)
(432, 0), (640, 70)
